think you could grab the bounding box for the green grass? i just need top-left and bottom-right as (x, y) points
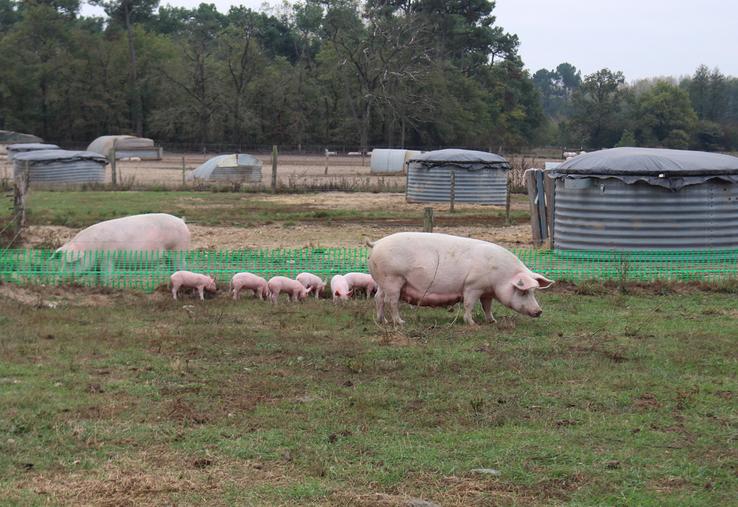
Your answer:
(25, 191), (528, 229)
(0, 286), (736, 505)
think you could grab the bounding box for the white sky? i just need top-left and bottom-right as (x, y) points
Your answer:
(81, 0), (738, 80)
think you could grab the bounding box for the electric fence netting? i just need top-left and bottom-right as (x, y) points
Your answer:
(1, 248), (738, 293)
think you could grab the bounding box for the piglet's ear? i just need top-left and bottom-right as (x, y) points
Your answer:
(511, 273), (540, 291)
(533, 273), (554, 289)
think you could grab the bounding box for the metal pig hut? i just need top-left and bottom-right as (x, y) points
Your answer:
(547, 147), (738, 250)
(406, 149), (511, 205)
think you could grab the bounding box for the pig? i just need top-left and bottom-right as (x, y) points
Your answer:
(231, 272), (269, 300)
(343, 272), (378, 299)
(367, 232), (553, 325)
(171, 271), (216, 300)
(296, 272), (327, 299)
(331, 274), (353, 302)
(57, 213), (190, 255)
(268, 276), (312, 303)
(55, 213), (191, 274)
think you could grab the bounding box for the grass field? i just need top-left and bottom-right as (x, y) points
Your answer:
(1, 284), (736, 505)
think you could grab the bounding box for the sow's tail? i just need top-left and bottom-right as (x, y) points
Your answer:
(364, 238), (376, 248)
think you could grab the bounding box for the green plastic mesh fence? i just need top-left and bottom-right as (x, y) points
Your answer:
(1, 248), (737, 293)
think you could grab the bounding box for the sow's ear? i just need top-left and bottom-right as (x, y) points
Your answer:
(511, 272), (554, 291)
(533, 273), (554, 289)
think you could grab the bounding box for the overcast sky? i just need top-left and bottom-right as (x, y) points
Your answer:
(82, 0), (738, 80)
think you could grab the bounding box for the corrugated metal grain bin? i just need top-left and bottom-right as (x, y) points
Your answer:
(187, 154), (262, 183)
(7, 143), (60, 159)
(13, 150), (108, 184)
(406, 149), (510, 205)
(548, 147), (738, 250)
(370, 149), (421, 173)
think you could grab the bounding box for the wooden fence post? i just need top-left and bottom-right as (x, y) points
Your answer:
(13, 160), (30, 232)
(505, 175), (512, 226)
(271, 145), (278, 192)
(423, 207), (434, 232)
(181, 156), (186, 186)
(525, 169), (542, 246)
(324, 149), (329, 175)
(449, 171), (456, 213)
(544, 172), (556, 248)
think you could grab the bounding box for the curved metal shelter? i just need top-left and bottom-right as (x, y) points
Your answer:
(406, 149), (510, 205)
(87, 135), (162, 160)
(548, 147), (738, 250)
(13, 150), (108, 184)
(187, 154), (262, 183)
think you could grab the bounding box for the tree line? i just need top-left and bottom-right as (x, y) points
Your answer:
(1, 1), (736, 153)
(0, 0), (542, 151)
(533, 64), (738, 151)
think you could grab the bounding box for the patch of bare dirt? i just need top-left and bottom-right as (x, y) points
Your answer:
(0, 283), (131, 307)
(265, 191), (530, 213)
(17, 449), (294, 506)
(188, 223), (531, 249)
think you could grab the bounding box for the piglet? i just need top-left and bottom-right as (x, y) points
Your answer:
(171, 271), (216, 301)
(268, 276), (312, 303)
(331, 274), (353, 302)
(296, 272), (327, 299)
(344, 272), (377, 299)
(231, 272), (269, 300)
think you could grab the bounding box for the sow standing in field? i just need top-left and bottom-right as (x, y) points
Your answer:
(367, 232), (553, 325)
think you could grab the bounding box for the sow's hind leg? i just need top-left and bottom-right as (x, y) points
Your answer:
(374, 286), (386, 323)
(381, 276), (405, 325)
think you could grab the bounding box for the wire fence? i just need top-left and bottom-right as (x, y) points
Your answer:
(2, 248), (738, 293)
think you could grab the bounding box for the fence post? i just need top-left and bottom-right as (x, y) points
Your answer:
(181, 156), (186, 186)
(535, 170), (547, 243)
(13, 160), (30, 233)
(271, 145), (278, 192)
(449, 171), (456, 213)
(423, 207), (434, 232)
(110, 139), (118, 187)
(543, 172), (556, 248)
(525, 169), (542, 246)
(324, 149), (329, 175)
(505, 175), (512, 226)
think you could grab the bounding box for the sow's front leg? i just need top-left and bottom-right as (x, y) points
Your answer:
(462, 288), (484, 326)
(480, 295), (497, 324)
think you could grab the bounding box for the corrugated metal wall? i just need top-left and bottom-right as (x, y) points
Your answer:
(554, 177), (738, 250)
(13, 160), (106, 184)
(211, 165), (262, 183)
(406, 164), (508, 205)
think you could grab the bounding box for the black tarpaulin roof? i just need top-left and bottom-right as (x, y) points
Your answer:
(548, 147), (738, 190)
(408, 149), (510, 170)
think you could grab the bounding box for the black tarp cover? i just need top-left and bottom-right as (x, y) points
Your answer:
(407, 149), (510, 171)
(548, 147), (738, 190)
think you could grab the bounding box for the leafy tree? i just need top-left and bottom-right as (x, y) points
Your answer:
(633, 81), (697, 148)
(615, 129), (636, 147)
(93, 0), (159, 135)
(569, 68), (626, 149)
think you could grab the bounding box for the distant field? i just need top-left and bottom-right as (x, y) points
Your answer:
(0, 285), (735, 505)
